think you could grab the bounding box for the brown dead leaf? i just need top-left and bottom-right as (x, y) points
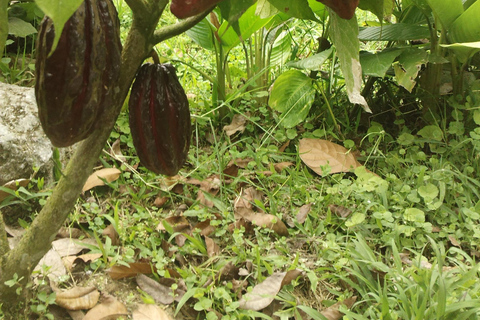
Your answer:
(298, 139), (362, 176)
(320, 296), (357, 320)
(279, 140), (290, 153)
(223, 163), (239, 177)
(205, 236), (220, 257)
(35, 248), (66, 280)
(66, 310), (84, 320)
(0, 178), (29, 202)
(110, 138), (126, 163)
(234, 187), (264, 211)
(216, 261), (240, 283)
(102, 224), (119, 246)
(239, 271), (299, 311)
(51, 238), (98, 257)
(223, 114), (247, 136)
(329, 204), (353, 218)
(274, 162), (294, 172)
(193, 176), (221, 208)
(56, 227), (83, 239)
(448, 235), (461, 247)
(55, 286), (100, 310)
(136, 274), (175, 305)
(4, 224), (25, 238)
(82, 168), (121, 193)
(228, 218), (254, 235)
(296, 204), (312, 224)
(228, 158), (253, 169)
(156, 215), (191, 233)
(235, 208), (288, 236)
(82, 294), (128, 320)
(194, 220), (216, 237)
(62, 253), (103, 271)
(154, 195), (169, 207)
(107, 262), (154, 280)
(132, 304), (173, 320)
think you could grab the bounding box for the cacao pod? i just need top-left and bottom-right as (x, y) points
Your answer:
(128, 63), (191, 176)
(316, 0), (359, 20)
(170, 0), (224, 19)
(35, 0), (122, 147)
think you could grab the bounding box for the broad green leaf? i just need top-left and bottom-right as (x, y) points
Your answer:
(393, 48), (427, 92)
(218, 0), (257, 24)
(474, 109), (480, 125)
(346, 212), (366, 227)
(186, 18), (215, 51)
(418, 183), (439, 201)
(360, 49), (402, 77)
(267, 0), (318, 22)
(35, 0), (84, 53)
(358, 0), (394, 21)
(426, 0), (463, 31)
(7, 17), (37, 37)
(307, 0), (327, 21)
(404, 208), (425, 223)
(0, 0), (7, 55)
(417, 125), (443, 141)
(330, 12), (370, 112)
(449, 1), (480, 43)
(358, 23), (431, 41)
(219, 4), (273, 52)
(287, 47), (332, 71)
(255, 0), (279, 19)
(269, 70), (316, 128)
(269, 30), (292, 66)
(440, 41), (480, 63)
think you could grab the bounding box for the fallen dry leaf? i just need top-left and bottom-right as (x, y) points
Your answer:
(62, 253), (103, 271)
(448, 235), (461, 247)
(157, 215), (191, 233)
(35, 249), (66, 280)
(205, 236), (220, 257)
(51, 238), (98, 257)
(0, 178), (29, 202)
(102, 224), (119, 246)
(110, 138), (126, 163)
(235, 208), (288, 236)
(298, 139), (362, 176)
(223, 114), (247, 136)
(82, 294), (128, 320)
(132, 304), (173, 320)
(320, 296), (357, 320)
(239, 270), (302, 311)
(329, 204), (353, 218)
(107, 262), (154, 280)
(274, 162), (294, 172)
(82, 168), (121, 193)
(279, 140), (290, 153)
(296, 204), (312, 224)
(136, 274), (175, 305)
(55, 286), (100, 310)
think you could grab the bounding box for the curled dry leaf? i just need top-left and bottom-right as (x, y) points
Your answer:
(62, 253), (103, 271)
(235, 208), (289, 236)
(205, 236), (220, 257)
(102, 224), (120, 246)
(320, 296), (357, 320)
(223, 114), (247, 136)
(35, 248), (66, 280)
(132, 304), (173, 320)
(239, 270), (302, 311)
(51, 238), (98, 257)
(328, 204), (353, 218)
(110, 138), (126, 162)
(296, 204), (312, 224)
(298, 139), (362, 176)
(107, 262), (154, 280)
(55, 286), (100, 310)
(0, 178), (29, 202)
(156, 215), (191, 233)
(136, 274), (175, 305)
(82, 167), (121, 193)
(82, 294), (128, 320)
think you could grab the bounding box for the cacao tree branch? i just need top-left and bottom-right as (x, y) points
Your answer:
(0, 11), (159, 305)
(152, 10), (212, 45)
(0, 210), (9, 257)
(124, 0), (149, 16)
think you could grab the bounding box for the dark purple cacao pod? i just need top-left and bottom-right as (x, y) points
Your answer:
(35, 0), (122, 147)
(128, 63), (191, 176)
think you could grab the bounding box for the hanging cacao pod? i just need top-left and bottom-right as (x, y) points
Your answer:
(170, 0), (224, 19)
(128, 63), (191, 176)
(316, 0), (359, 20)
(35, 0), (122, 147)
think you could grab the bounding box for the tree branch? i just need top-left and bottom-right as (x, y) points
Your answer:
(152, 10), (212, 45)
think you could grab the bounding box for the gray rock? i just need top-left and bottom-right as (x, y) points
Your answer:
(0, 82), (54, 186)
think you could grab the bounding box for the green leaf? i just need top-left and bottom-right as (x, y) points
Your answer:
(346, 212), (366, 227)
(186, 18), (215, 51)
(418, 183), (439, 200)
(7, 17), (37, 37)
(474, 109), (480, 125)
(449, 0), (480, 43)
(269, 70), (316, 128)
(267, 0), (318, 21)
(393, 48), (427, 92)
(417, 125), (443, 141)
(358, 0), (394, 21)
(397, 132), (415, 146)
(426, 0), (463, 31)
(307, 0), (327, 21)
(287, 47), (332, 71)
(358, 23), (431, 41)
(330, 13), (370, 112)
(35, 0), (84, 53)
(0, 0), (7, 55)
(404, 208), (425, 223)
(360, 49), (402, 77)
(269, 30), (292, 66)
(255, 0), (279, 19)
(218, 0), (256, 24)
(440, 41), (480, 63)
